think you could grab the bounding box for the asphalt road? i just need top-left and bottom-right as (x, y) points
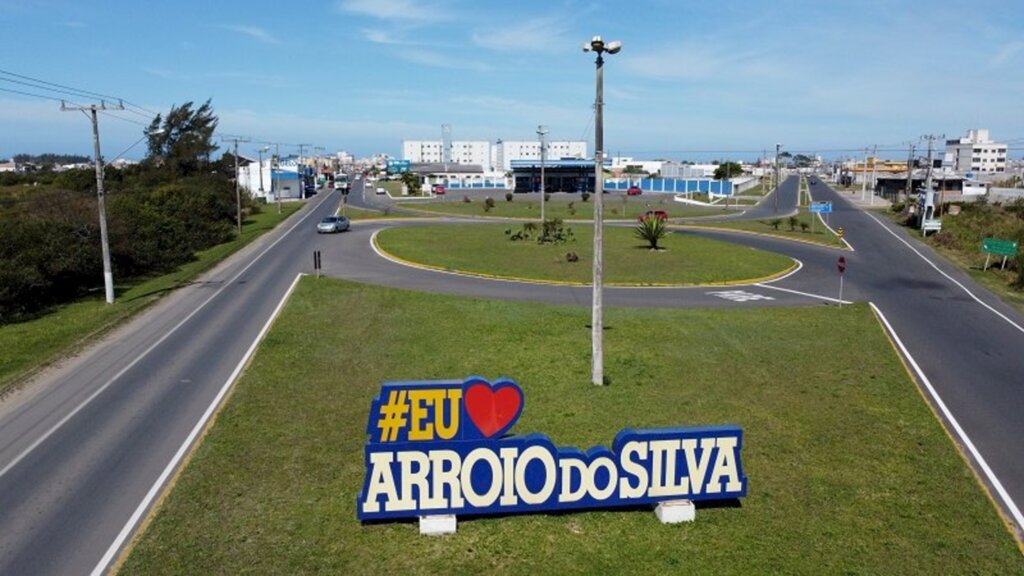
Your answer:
(0, 174), (1020, 575)
(0, 190), (342, 575)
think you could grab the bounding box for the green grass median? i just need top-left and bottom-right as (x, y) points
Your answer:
(120, 278), (1022, 575)
(375, 223), (794, 285)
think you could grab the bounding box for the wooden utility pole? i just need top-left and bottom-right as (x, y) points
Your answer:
(61, 99), (125, 304)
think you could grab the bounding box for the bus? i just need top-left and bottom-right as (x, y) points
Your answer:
(333, 173), (349, 193)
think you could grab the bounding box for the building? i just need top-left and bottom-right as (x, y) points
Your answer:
(493, 140), (587, 172)
(943, 129), (1007, 174)
(610, 156), (662, 176)
(402, 140), (491, 170)
(510, 159), (597, 193)
(402, 139), (587, 173)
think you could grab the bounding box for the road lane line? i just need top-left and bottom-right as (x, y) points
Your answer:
(864, 212), (1024, 335)
(755, 282), (850, 304)
(869, 302), (1024, 535)
(92, 272), (306, 576)
(0, 193), (330, 480)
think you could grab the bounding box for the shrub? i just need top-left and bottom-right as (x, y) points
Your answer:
(799, 222), (809, 232)
(581, 192), (590, 202)
(544, 193), (551, 203)
(566, 251), (579, 262)
(634, 215), (668, 249)
(538, 218), (574, 245)
(462, 195), (471, 203)
(567, 201), (576, 216)
(769, 219), (782, 230)
(484, 197), (495, 211)
(788, 216), (799, 231)
(505, 192), (513, 202)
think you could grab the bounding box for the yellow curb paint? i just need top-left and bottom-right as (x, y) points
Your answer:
(674, 223), (849, 251)
(371, 232), (799, 289)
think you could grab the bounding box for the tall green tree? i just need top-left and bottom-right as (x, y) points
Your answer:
(146, 99), (219, 177)
(714, 161), (744, 180)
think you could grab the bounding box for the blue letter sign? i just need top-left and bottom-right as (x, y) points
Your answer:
(357, 376), (747, 521)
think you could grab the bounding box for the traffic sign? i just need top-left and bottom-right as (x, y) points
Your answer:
(837, 256), (846, 274)
(982, 237), (1018, 257)
(982, 237), (1018, 271)
(809, 201), (832, 214)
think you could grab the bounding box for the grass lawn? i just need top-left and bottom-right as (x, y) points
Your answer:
(120, 278), (1022, 575)
(396, 195), (731, 220)
(686, 210), (846, 248)
(0, 205), (302, 394)
(375, 223), (794, 286)
(337, 204), (422, 221)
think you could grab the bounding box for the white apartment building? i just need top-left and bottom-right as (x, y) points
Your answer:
(943, 129), (1007, 174)
(493, 140), (587, 172)
(403, 139), (587, 173)
(402, 140), (491, 170)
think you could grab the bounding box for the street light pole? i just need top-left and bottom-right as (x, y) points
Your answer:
(537, 125), (548, 223)
(258, 146), (269, 199)
(584, 35), (621, 386)
(774, 143), (781, 213)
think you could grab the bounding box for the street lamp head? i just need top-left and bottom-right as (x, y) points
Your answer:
(606, 41), (622, 54)
(146, 128), (167, 136)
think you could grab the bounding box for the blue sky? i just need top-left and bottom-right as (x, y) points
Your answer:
(2, 0), (1024, 162)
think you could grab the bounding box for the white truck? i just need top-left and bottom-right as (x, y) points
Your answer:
(333, 173), (349, 193)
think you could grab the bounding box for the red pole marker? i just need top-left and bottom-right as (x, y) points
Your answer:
(837, 256), (846, 307)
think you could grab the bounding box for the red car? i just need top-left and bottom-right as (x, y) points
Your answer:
(432, 184), (446, 195)
(639, 210), (668, 222)
(626, 186), (642, 196)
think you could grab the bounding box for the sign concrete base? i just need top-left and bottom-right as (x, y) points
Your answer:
(419, 514), (457, 536)
(655, 500), (695, 524)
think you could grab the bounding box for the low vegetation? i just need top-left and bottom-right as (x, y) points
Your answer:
(120, 279), (1024, 574)
(376, 223), (793, 285)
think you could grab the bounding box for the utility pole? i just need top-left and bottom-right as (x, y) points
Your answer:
(274, 143), (281, 213)
(61, 99), (125, 304)
(861, 147), (869, 202)
(296, 143), (311, 202)
(870, 144), (878, 205)
(774, 143), (781, 213)
(537, 125), (548, 222)
(221, 136), (251, 233)
(904, 142), (915, 204)
(257, 146), (269, 199)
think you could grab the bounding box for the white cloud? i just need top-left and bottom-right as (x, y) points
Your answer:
(472, 17), (570, 53)
(336, 0), (450, 23)
(990, 40), (1024, 67)
(396, 50), (490, 72)
(222, 25), (281, 45)
(620, 43), (775, 83)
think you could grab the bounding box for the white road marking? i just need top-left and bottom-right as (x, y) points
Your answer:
(870, 302), (1024, 532)
(756, 282), (851, 304)
(864, 212), (1024, 335)
(91, 273), (306, 576)
(707, 290), (774, 302)
(0, 193), (332, 482)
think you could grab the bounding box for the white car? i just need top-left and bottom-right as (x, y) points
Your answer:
(376, 187), (387, 195)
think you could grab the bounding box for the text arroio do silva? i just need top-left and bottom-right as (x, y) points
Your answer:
(357, 376), (747, 521)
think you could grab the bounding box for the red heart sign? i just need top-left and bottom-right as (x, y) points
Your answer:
(465, 382), (523, 438)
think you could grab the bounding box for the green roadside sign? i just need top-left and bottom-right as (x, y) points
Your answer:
(982, 237), (1019, 257)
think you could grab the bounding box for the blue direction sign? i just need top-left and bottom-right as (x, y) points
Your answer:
(809, 201), (832, 214)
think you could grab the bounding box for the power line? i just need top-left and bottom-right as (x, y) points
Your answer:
(0, 67), (160, 119)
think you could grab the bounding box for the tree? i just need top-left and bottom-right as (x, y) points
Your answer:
(634, 216), (668, 249)
(713, 162), (744, 180)
(146, 99), (219, 178)
(400, 171), (420, 194)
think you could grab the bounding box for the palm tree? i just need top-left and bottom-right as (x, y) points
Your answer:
(634, 216), (668, 250)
